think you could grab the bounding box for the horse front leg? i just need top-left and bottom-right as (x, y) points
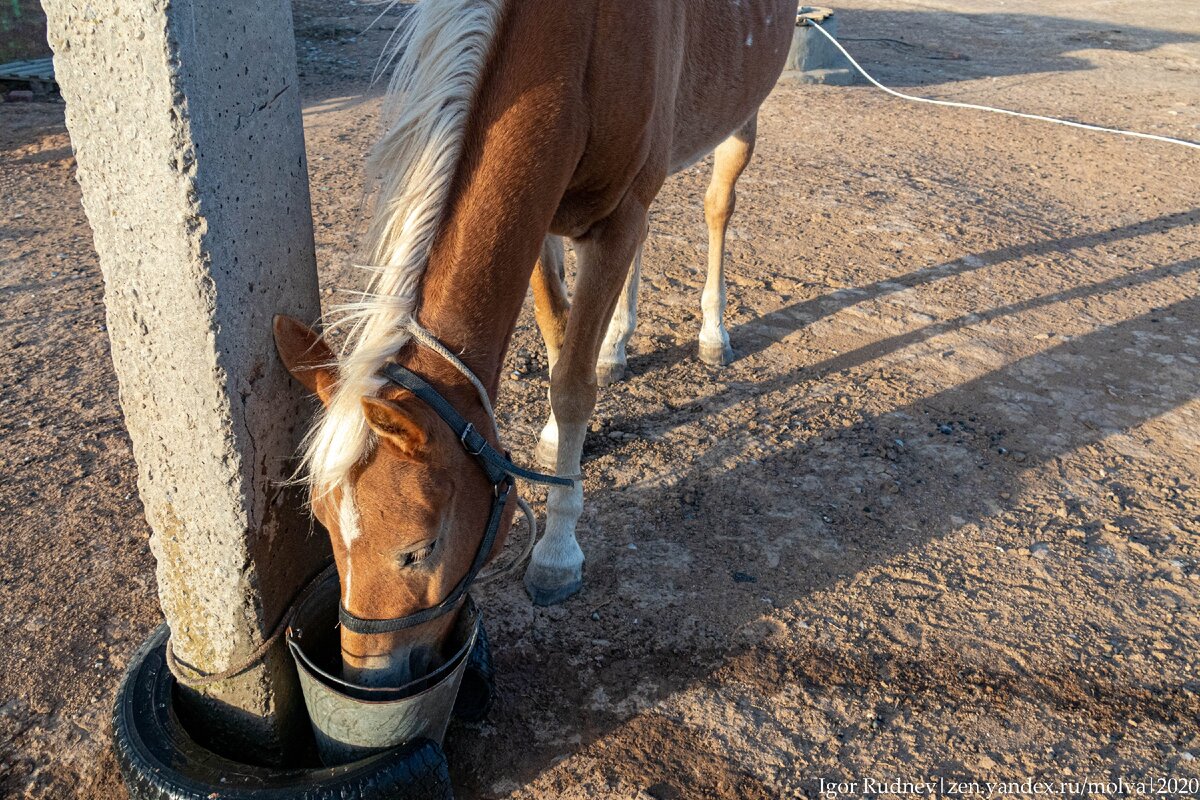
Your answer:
(525, 199), (649, 605)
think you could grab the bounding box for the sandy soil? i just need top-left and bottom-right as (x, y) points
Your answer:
(1, 1), (1198, 797)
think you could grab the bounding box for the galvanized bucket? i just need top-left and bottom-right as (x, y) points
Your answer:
(287, 570), (480, 766)
(781, 6), (855, 85)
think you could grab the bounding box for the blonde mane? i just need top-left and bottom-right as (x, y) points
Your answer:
(302, 0), (507, 520)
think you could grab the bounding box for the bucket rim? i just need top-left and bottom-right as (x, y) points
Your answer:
(287, 582), (480, 702)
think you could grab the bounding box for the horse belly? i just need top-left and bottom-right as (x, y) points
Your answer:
(668, 0), (797, 171)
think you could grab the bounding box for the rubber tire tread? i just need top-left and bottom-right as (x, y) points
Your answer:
(452, 621), (494, 723)
(113, 624), (455, 800)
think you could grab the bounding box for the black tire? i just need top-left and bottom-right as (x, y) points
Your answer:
(113, 624), (455, 800)
(452, 621), (494, 723)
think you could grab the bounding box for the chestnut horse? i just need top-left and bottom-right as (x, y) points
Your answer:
(275, 0), (797, 685)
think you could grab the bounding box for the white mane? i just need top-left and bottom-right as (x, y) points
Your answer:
(302, 0), (507, 518)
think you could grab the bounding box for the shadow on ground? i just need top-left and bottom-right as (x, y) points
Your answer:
(621, 209), (1199, 382)
(445, 273), (1200, 795)
(830, 10), (1199, 87)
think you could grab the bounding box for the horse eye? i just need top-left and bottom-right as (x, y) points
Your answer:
(401, 542), (436, 567)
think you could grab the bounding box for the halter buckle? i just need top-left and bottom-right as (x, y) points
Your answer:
(460, 422), (486, 456)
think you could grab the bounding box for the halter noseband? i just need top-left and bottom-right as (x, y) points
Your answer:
(337, 361), (575, 636)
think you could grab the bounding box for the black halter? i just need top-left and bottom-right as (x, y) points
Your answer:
(337, 363), (575, 635)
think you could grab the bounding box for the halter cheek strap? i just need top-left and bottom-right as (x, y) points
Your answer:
(380, 364), (575, 490)
(337, 360), (576, 636)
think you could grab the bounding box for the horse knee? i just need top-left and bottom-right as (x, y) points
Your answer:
(549, 373), (597, 429)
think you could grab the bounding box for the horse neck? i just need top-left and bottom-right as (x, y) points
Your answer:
(408, 168), (549, 399)
(406, 50), (579, 399)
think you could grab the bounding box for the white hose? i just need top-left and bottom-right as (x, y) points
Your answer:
(807, 21), (1200, 151)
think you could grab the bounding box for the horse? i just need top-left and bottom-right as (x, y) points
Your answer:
(274, 0), (798, 686)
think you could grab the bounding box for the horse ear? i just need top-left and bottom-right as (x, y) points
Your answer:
(361, 396), (430, 460)
(273, 315), (337, 405)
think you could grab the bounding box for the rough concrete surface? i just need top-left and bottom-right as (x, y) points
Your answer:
(2, 0), (1199, 797)
(39, 0), (328, 761)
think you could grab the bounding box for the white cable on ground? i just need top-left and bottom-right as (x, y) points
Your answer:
(807, 21), (1200, 151)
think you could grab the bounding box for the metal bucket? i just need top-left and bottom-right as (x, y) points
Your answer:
(287, 570), (480, 765)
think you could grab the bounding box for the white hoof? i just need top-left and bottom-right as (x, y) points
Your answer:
(596, 361), (627, 386)
(523, 561), (583, 606)
(699, 340), (734, 366)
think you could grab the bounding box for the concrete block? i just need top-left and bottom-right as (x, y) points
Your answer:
(42, 0), (329, 764)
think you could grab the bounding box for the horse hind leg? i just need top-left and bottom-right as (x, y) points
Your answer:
(595, 233), (645, 386)
(700, 114), (757, 366)
(525, 197), (648, 605)
(532, 235), (569, 469)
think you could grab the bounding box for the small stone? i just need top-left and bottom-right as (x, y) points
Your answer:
(1029, 542), (1050, 559)
(732, 571), (757, 583)
(938, 424), (953, 435)
(607, 431), (624, 439)
(1181, 752), (1195, 762)
(1011, 451), (1027, 462)
(590, 611), (600, 621)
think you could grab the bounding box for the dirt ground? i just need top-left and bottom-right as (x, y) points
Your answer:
(2, 0), (1199, 797)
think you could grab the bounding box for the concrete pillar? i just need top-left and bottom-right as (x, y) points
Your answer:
(42, 0), (329, 763)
